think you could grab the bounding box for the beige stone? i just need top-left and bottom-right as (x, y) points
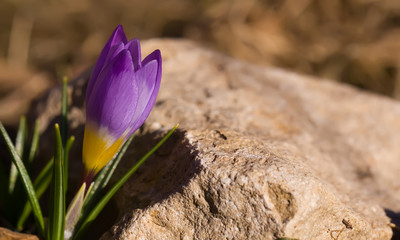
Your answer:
(31, 39), (400, 239)
(0, 227), (38, 240)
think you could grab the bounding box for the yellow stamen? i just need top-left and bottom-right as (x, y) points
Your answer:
(82, 125), (124, 175)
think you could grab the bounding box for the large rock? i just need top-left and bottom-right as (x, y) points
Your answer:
(31, 39), (400, 239)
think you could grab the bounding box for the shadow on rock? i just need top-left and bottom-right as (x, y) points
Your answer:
(90, 128), (201, 240)
(385, 209), (400, 240)
(113, 128), (200, 209)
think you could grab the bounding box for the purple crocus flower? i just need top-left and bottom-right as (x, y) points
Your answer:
(82, 25), (161, 180)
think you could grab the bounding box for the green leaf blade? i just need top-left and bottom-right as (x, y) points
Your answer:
(8, 116), (28, 195)
(48, 124), (65, 240)
(61, 77), (69, 195)
(28, 120), (40, 166)
(0, 121), (45, 237)
(0, 156), (7, 209)
(17, 158), (53, 231)
(15, 116), (28, 160)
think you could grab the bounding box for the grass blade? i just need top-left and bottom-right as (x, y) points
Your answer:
(0, 157), (7, 207)
(48, 124), (65, 240)
(0, 121), (45, 237)
(9, 116), (28, 195)
(61, 76), (68, 146)
(66, 136), (75, 153)
(15, 116), (28, 160)
(16, 158), (53, 231)
(28, 120), (40, 167)
(73, 124), (178, 240)
(61, 77), (69, 194)
(64, 135), (74, 197)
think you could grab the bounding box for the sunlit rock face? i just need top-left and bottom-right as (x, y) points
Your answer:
(32, 39), (400, 240)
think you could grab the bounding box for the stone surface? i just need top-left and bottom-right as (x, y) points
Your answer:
(0, 227), (38, 240)
(29, 39), (400, 239)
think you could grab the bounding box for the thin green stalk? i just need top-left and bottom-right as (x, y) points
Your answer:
(61, 77), (69, 195)
(28, 120), (40, 167)
(48, 124), (65, 240)
(73, 124), (178, 240)
(0, 121), (45, 237)
(0, 157), (7, 207)
(65, 136), (75, 183)
(9, 117), (28, 195)
(16, 159), (53, 231)
(16, 117), (28, 160)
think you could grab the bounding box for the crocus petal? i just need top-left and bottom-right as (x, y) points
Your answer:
(129, 49), (162, 135)
(86, 49), (139, 139)
(86, 25), (128, 102)
(126, 39), (142, 71)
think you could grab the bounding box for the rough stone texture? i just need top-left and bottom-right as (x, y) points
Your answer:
(29, 39), (400, 239)
(0, 227), (38, 240)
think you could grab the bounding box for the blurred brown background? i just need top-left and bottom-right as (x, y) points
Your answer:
(1, 0), (400, 125)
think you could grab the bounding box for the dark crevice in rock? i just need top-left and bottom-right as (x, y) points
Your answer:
(204, 190), (219, 215)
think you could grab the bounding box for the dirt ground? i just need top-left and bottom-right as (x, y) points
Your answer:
(1, 0), (400, 125)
